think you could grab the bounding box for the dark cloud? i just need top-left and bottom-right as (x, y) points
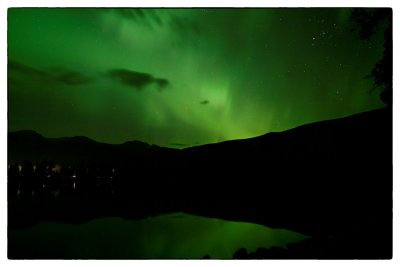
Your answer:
(200, 100), (209, 105)
(112, 9), (200, 35)
(8, 60), (93, 87)
(108, 69), (170, 91)
(114, 9), (163, 27)
(154, 78), (169, 88)
(8, 60), (47, 78)
(115, 9), (145, 21)
(56, 71), (93, 86)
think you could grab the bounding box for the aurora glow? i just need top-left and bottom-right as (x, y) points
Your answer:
(8, 213), (308, 259)
(8, 8), (386, 147)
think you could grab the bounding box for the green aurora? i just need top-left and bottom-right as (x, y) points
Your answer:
(8, 8), (386, 147)
(8, 213), (307, 259)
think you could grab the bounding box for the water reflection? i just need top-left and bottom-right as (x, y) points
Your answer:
(8, 213), (308, 259)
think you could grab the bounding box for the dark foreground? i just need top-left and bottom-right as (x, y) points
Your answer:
(8, 107), (392, 259)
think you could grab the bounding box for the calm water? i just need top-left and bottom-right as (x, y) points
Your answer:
(8, 213), (308, 259)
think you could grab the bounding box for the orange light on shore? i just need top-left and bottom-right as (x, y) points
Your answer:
(52, 164), (61, 173)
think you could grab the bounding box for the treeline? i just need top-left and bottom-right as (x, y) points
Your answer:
(8, 158), (184, 202)
(8, 160), (120, 200)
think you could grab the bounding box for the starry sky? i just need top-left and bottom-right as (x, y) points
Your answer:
(8, 8), (388, 148)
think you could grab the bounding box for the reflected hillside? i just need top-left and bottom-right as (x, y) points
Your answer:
(9, 213), (308, 259)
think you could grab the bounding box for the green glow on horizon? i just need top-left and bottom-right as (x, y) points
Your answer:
(8, 8), (386, 147)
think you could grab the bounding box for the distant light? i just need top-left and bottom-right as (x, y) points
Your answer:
(52, 164), (61, 173)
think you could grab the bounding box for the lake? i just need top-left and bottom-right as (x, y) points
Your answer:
(8, 212), (308, 259)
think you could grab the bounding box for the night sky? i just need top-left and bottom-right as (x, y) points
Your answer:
(8, 8), (387, 148)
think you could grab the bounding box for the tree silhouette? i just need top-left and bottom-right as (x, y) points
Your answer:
(350, 8), (392, 106)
